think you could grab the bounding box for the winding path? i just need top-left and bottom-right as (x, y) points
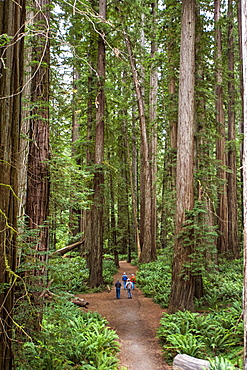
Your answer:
(81, 261), (171, 370)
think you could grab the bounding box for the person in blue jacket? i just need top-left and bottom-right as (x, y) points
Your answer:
(122, 272), (128, 289)
(115, 279), (121, 299)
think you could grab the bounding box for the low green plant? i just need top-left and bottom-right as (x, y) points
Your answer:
(166, 333), (204, 357)
(137, 253), (171, 307)
(48, 253), (89, 293)
(14, 299), (120, 369)
(48, 253), (118, 294)
(102, 258), (118, 285)
(209, 356), (236, 370)
(157, 305), (243, 365)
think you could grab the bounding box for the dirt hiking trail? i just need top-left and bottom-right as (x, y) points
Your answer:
(80, 261), (171, 370)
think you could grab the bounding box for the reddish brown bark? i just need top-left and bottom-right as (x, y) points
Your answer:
(149, 1), (158, 262)
(0, 1), (25, 367)
(214, 0), (228, 255)
(168, 0), (195, 313)
(227, 0), (239, 259)
(87, 0), (106, 287)
(242, 0), (247, 365)
(26, 0), (50, 276)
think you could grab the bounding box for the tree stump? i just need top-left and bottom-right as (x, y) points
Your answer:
(173, 354), (210, 370)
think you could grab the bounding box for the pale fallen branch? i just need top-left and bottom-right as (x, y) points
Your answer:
(50, 239), (85, 257)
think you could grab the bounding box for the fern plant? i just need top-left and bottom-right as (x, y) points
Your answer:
(14, 299), (120, 369)
(209, 356), (237, 370)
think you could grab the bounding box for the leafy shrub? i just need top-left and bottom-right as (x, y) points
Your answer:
(195, 259), (243, 309)
(102, 259), (118, 286)
(49, 253), (118, 294)
(14, 299), (120, 370)
(157, 305), (243, 366)
(49, 254), (89, 293)
(209, 356), (236, 370)
(137, 254), (171, 307)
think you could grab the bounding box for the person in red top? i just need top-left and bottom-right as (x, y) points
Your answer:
(130, 274), (136, 289)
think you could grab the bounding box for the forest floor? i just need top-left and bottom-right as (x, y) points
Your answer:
(78, 261), (171, 370)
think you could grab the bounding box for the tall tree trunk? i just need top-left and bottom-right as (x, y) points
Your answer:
(117, 135), (129, 255)
(109, 165), (119, 267)
(237, 0), (244, 241)
(26, 0), (50, 278)
(166, 0), (179, 188)
(88, 0), (106, 287)
(0, 1), (25, 368)
(83, 33), (97, 263)
(227, 0), (239, 259)
(18, 7), (33, 227)
(131, 105), (141, 256)
(241, 1), (247, 367)
(123, 29), (154, 263)
(168, 0), (196, 313)
(69, 69), (82, 237)
(149, 1), (158, 260)
(214, 0), (228, 255)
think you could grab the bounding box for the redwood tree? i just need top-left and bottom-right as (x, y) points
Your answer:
(0, 1), (26, 368)
(87, 0), (106, 287)
(168, 0), (196, 313)
(25, 0), (50, 278)
(227, 0), (239, 259)
(214, 0), (228, 255)
(242, 0), (247, 366)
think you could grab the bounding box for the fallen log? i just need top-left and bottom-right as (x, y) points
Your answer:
(50, 239), (85, 257)
(173, 354), (210, 370)
(71, 297), (89, 308)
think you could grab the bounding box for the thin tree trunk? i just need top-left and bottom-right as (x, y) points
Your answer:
(149, 1), (158, 260)
(0, 1), (25, 367)
(123, 30), (154, 263)
(241, 1), (247, 367)
(18, 7), (33, 226)
(168, 0), (196, 313)
(214, 0), (228, 255)
(109, 167), (119, 267)
(69, 69), (82, 237)
(227, 0), (239, 259)
(131, 105), (141, 256)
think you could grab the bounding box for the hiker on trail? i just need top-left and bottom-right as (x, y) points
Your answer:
(126, 278), (133, 299)
(130, 273), (136, 289)
(115, 279), (121, 299)
(122, 272), (128, 289)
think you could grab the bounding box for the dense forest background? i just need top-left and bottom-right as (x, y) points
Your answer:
(1, 0), (247, 368)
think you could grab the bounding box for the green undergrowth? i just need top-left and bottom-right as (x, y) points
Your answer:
(136, 253), (172, 307)
(136, 251), (243, 367)
(14, 299), (120, 369)
(157, 304), (243, 367)
(48, 252), (118, 294)
(13, 252), (119, 369)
